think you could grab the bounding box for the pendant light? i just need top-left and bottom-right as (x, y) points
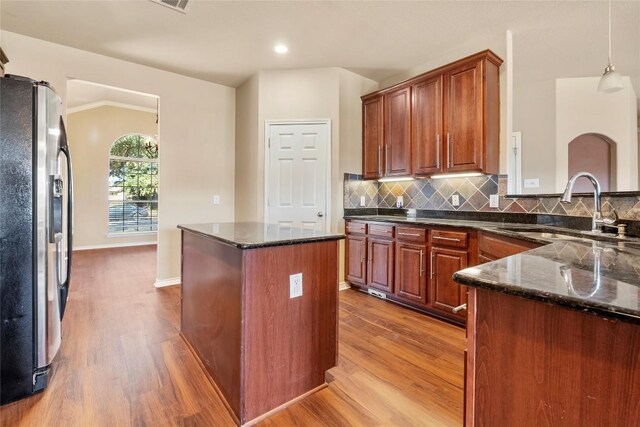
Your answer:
(598, 0), (623, 93)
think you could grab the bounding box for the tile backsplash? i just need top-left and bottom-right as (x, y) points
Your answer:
(344, 173), (640, 220)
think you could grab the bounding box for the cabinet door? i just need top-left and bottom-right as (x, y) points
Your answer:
(445, 60), (483, 172)
(412, 76), (443, 176)
(384, 87), (411, 176)
(367, 238), (394, 293)
(395, 242), (428, 305)
(362, 96), (384, 179)
(430, 246), (468, 317)
(346, 235), (367, 285)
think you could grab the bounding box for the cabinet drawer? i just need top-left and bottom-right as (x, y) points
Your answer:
(368, 223), (395, 239)
(345, 221), (367, 235)
(431, 229), (468, 248)
(396, 226), (427, 243)
(478, 232), (540, 260)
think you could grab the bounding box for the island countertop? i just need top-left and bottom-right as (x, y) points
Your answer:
(453, 239), (640, 323)
(178, 222), (345, 249)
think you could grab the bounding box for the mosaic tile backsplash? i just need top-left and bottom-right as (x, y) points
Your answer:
(344, 174), (640, 220)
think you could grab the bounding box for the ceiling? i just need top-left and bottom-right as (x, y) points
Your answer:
(1, 1), (639, 91)
(67, 79), (158, 111)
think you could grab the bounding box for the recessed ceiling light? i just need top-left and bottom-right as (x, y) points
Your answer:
(274, 44), (288, 54)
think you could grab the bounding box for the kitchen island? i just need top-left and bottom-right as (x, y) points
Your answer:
(178, 222), (344, 426)
(454, 239), (640, 426)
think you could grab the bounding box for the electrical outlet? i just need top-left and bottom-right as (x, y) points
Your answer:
(360, 196), (366, 207)
(396, 196), (404, 208)
(289, 273), (303, 298)
(489, 194), (499, 208)
(213, 195), (221, 205)
(524, 178), (540, 189)
(451, 194), (460, 206)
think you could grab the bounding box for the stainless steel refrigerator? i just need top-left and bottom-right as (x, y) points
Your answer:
(0, 75), (73, 405)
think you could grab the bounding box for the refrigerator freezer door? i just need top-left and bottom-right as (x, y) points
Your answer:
(35, 84), (62, 368)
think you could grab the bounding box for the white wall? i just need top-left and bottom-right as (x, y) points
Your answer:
(235, 67), (377, 231)
(234, 74), (259, 222)
(256, 68), (341, 228)
(67, 106), (158, 248)
(234, 67), (377, 283)
(2, 31), (236, 283)
(555, 77), (638, 192)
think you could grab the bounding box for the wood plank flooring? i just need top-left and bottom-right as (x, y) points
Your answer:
(0, 245), (464, 426)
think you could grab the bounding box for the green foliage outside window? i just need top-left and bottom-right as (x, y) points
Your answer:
(109, 134), (158, 201)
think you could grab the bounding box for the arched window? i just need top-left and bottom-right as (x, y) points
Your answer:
(108, 134), (158, 234)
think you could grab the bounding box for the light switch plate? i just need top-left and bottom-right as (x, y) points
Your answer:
(396, 196), (404, 208)
(524, 178), (540, 189)
(290, 273), (303, 298)
(360, 196), (366, 207)
(451, 194), (460, 206)
(213, 195), (221, 205)
(489, 194), (499, 208)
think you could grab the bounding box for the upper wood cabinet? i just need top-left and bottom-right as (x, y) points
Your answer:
(362, 50), (502, 178)
(384, 86), (411, 176)
(445, 60), (485, 173)
(362, 95), (384, 180)
(412, 75), (443, 176)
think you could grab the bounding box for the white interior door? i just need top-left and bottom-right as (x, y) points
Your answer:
(267, 122), (329, 231)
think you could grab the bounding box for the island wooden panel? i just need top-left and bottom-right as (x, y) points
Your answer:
(181, 231), (340, 426)
(467, 288), (640, 426)
(181, 231), (243, 418)
(242, 241), (339, 423)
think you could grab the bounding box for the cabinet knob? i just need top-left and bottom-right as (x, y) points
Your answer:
(317, 212), (324, 217)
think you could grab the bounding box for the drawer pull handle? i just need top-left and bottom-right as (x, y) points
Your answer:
(399, 232), (421, 237)
(436, 134), (441, 170)
(430, 251), (435, 279)
(452, 303), (467, 313)
(433, 236), (461, 242)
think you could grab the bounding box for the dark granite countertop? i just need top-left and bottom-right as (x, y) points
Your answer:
(178, 222), (344, 249)
(345, 214), (640, 323)
(454, 240), (640, 323)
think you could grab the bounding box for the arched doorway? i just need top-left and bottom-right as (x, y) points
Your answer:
(568, 133), (616, 192)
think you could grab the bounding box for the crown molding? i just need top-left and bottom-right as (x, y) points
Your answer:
(67, 100), (157, 115)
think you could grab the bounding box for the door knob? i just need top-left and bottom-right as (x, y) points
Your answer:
(317, 212), (324, 217)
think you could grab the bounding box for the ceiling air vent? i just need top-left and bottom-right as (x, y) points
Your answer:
(149, 0), (189, 13)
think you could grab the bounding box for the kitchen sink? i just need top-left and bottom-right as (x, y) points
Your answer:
(515, 231), (584, 241)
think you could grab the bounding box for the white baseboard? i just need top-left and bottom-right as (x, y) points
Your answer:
(155, 276), (181, 288)
(339, 281), (351, 291)
(73, 241), (157, 251)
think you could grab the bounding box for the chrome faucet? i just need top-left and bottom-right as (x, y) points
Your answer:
(560, 172), (616, 233)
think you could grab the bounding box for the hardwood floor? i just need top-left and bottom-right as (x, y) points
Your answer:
(0, 245), (465, 426)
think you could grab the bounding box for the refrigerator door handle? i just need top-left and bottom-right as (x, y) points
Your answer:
(57, 118), (73, 320)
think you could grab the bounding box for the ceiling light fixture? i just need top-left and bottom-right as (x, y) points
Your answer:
(274, 44), (288, 54)
(598, 0), (623, 93)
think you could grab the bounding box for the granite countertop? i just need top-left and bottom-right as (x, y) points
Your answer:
(178, 222), (345, 249)
(454, 240), (640, 323)
(345, 214), (640, 323)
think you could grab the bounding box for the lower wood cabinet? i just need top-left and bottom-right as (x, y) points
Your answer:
(345, 234), (367, 286)
(367, 237), (394, 293)
(394, 241), (428, 304)
(430, 246), (468, 319)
